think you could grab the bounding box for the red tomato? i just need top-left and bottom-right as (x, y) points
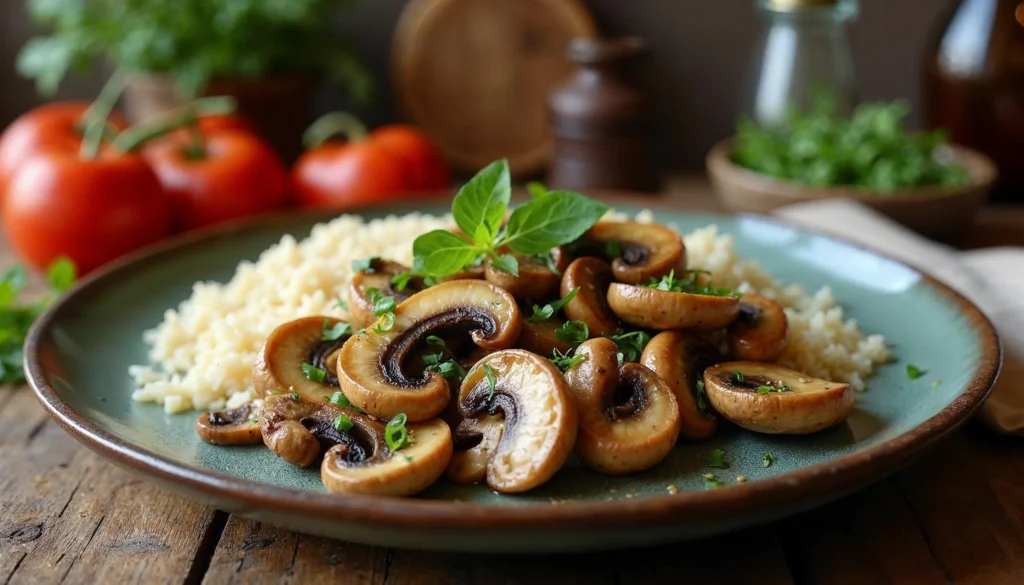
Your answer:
(3, 145), (171, 275)
(369, 125), (451, 191)
(198, 114), (257, 136)
(143, 129), (288, 231)
(291, 142), (409, 210)
(0, 102), (128, 196)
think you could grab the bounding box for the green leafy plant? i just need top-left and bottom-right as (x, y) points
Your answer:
(731, 91), (970, 191)
(17, 0), (372, 101)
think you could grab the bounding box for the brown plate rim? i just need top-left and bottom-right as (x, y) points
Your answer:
(24, 195), (1002, 532)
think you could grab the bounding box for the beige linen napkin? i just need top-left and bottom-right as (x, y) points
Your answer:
(772, 199), (1024, 435)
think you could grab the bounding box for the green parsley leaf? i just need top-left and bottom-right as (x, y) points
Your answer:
(391, 272), (414, 291)
(906, 364), (926, 380)
(291, 392), (300, 401)
(555, 320), (590, 346)
(483, 364), (497, 399)
(328, 391), (365, 413)
(763, 452), (776, 468)
(707, 448), (729, 469)
(607, 330), (651, 364)
(385, 413), (411, 451)
(352, 257), (379, 273)
(702, 472), (724, 490)
(452, 158), (511, 246)
(302, 363), (327, 383)
(425, 357), (466, 381)
(490, 253), (520, 277)
(529, 287), (579, 323)
(502, 190), (610, 255)
(366, 288), (396, 316)
(321, 320), (351, 341)
(646, 269), (734, 297)
(373, 312), (396, 334)
(425, 335), (446, 347)
(412, 230), (484, 277)
(46, 257), (76, 293)
(334, 413), (354, 432)
(551, 348), (587, 372)
(527, 181), (549, 198)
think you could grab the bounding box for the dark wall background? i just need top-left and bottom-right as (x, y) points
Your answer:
(0, 0), (950, 170)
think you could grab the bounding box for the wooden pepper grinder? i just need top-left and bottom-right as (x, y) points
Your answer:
(546, 36), (660, 192)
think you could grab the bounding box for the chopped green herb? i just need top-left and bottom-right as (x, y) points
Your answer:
(535, 251), (562, 276)
(391, 271), (414, 291)
(335, 299), (349, 311)
(366, 288), (396, 316)
(695, 379), (710, 415)
(708, 448), (729, 469)
(555, 320), (590, 346)
(425, 335), (446, 347)
(334, 413), (354, 432)
(906, 364), (926, 380)
(301, 363), (327, 383)
(328, 391), (365, 413)
(291, 392), (300, 401)
(551, 348), (587, 372)
(483, 364), (497, 400)
(733, 371), (745, 383)
(403, 454), (414, 463)
(605, 240), (622, 260)
(321, 320), (351, 341)
(490, 253), (520, 277)
(385, 413), (410, 451)
(756, 381), (790, 394)
(702, 473), (724, 490)
(607, 330), (651, 364)
(372, 312), (396, 334)
(527, 181), (550, 198)
(646, 269), (735, 297)
(47, 257), (77, 293)
(425, 357), (466, 381)
(763, 452), (776, 468)
(352, 257), (379, 273)
(529, 287), (579, 323)
(423, 275), (438, 287)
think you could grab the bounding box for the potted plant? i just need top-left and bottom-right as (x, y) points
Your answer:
(16, 0), (372, 163)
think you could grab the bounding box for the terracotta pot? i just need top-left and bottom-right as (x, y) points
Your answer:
(122, 74), (317, 164)
(706, 138), (998, 242)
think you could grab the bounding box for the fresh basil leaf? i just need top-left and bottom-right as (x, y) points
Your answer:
(452, 158), (510, 246)
(527, 181), (550, 198)
(412, 230), (484, 277)
(502, 191), (610, 255)
(490, 254), (519, 277)
(46, 257), (76, 293)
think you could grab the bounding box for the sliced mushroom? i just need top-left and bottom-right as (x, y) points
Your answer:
(560, 257), (619, 337)
(322, 417), (452, 497)
(448, 349), (577, 493)
(564, 339), (680, 475)
(703, 361), (855, 434)
(260, 393), (379, 468)
(586, 221), (686, 285)
(516, 316), (573, 356)
(727, 294), (790, 362)
(607, 284), (740, 330)
(338, 280), (522, 422)
(444, 414), (503, 484)
(484, 247), (569, 302)
(348, 260), (423, 330)
(253, 316), (352, 400)
(195, 402), (263, 446)
(640, 331), (722, 440)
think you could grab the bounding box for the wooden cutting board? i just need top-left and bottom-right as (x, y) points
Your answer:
(392, 0), (597, 178)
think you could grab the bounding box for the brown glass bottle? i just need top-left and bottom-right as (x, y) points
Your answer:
(546, 37), (659, 193)
(923, 0), (1024, 202)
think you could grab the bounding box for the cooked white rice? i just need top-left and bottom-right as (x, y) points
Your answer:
(130, 209), (891, 413)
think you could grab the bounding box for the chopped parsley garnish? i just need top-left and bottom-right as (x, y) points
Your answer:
(756, 381), (790, 394)
(391, 271), (414, 291)
(605, 240), (622, 260)
(372, 312), (396, 333)
(483, 364), (497, 399)
(733, 371), (745, 383)
(385, 413), (410, 451)
(352, 257), (379, 273)
(321, 320), (351, 341)
(551, 348), (587, 372)
(328, 391), (365, 413)
(291, 392), (300, 401)
(707, 448), (729, 469)
(334, 413), (354, 432)
(702, 473), (724, 490)
(906, 364), (926, 380)
(536, 251), (562, 276)
(302, 363), (327, 383)
(425, 335), (446, 347)
(423, 353), (466, 381)
(335, 299), (349, 311)
(695, 379), (710, 415)
(555, 319), (590, 346)
(607, 330), (651, 364)
(366, 288), (396, 316)
(529, 287), (579, 323)
(646, 269), (735, 297)
(763, 452), (776, 468)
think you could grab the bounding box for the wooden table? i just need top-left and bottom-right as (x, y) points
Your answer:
(3, 181), (1024, 585)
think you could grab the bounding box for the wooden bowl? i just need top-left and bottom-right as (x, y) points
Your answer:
(705, 138), (998, 241)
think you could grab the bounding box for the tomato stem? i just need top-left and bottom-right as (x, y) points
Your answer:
(112, 96), (236, 153)
(303, 112), (368, 149)
(79, 71), (128, 160)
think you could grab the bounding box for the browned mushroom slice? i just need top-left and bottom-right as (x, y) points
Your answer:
(607, 283), (740, 330)
(586, 221), (686, 285)
(516, 316), (573, 356)
(727, 294), (790, 362)
(260, 393), (381, 468)
(640, 331), (722, 440)
(484, 246), (569, 302)
(348, 259), (424, 330)
(703, 361), (854, 435)
(564, 339), (680, 475)
(195, 402), (262, 446)
(444, 414), (503, 484)
(448, 349), (577, 493)
(253, 316), (352, 400)
(338, 280), (522, 422)
(560, 257), (618, 337)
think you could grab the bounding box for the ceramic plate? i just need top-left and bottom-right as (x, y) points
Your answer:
(25, 201), (1000, 553)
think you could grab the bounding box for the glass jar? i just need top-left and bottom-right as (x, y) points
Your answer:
(740, 0), (859, 126)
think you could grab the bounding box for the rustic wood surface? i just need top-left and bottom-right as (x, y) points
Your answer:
(3, 179), (1024, 585)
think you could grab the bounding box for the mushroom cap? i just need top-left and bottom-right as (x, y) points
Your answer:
(565, 339), (680, 475)
(322, 417), (453, 497)
(587, 221), (686, 285)
(454, 349), (578, 493)
(445, 414), (503, 484)
(607, 283), (740, 331)
(703, 361), (855, 434)
(260, 394), (383, 469)
(348, 260), (419, 330)
(195, 402), (263, 446)
(727, 294), (790, 362)
(484, 246), (568, 302)
(560, 257), (619, 337)
(516, 316), (574, 356)
(253, 316), (351, 400)
(338, 280), (522, 421)
(640, 330), (721, 440)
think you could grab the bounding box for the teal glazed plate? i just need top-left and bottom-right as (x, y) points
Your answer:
(25, 199), (1001, 553)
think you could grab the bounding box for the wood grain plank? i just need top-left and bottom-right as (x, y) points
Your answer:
(0, 388), (219, 585)
(898, 430), (1024, 585)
